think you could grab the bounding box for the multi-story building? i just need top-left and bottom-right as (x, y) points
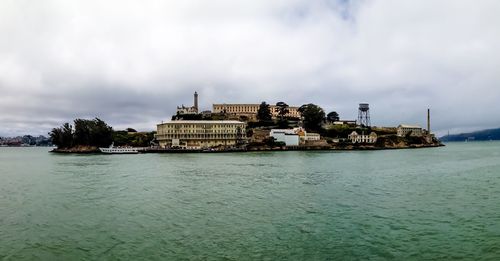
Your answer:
(212, 104), (301, 120)
(348, 131), (378, 144)
(156, 120), (246, 149)
(397, 125), (423, 137)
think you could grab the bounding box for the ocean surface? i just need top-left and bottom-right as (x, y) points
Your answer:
(1, 142), (500, 260)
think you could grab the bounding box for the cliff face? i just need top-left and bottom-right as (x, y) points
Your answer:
(372, 135), (443, 149)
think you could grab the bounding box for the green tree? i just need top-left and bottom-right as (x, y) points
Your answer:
(74, 119), (91, 145)
(257, 101), (272, 122)
(49, 122), (73, 148)
(326, 111), (340, 123)
(112, 130), (130, 146)
(89, 118), (113, 147)
(275, 102), (289, 120)
(298, 103), (326, 131)
(112, 130), (156, 147)
(49, 118), (113, 148)
(49, 128), (62, 147)
(275, 101), (289, 128)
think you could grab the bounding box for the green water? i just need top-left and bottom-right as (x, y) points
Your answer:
(1, 143), (500, 260)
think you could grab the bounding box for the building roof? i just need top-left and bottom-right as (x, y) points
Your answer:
(398, 124), (422, 129)
(158, 120), (245, 125)
(349, 131), (377, 136)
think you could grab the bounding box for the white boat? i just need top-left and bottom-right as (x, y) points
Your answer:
(99, 143), (139, 154)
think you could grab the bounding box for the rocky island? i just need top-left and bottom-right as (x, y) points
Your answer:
(48, 93), (443, 154)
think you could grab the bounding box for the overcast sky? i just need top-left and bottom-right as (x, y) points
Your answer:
(1, 0), (499, 137)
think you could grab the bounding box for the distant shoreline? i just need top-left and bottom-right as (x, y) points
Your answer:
(0, 145), (53, 148)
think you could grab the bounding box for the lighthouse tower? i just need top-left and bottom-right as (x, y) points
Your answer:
(194, 91), (199, 113)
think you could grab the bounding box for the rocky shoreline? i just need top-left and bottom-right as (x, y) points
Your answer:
(50, 145), (100, 154)
(246, 143), (444, 152)
(49, 142), (443, 154)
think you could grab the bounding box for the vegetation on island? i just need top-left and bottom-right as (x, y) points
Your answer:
(49, 118), (156, 152)
(257, 102), (272, 122)
(112, 130), (156, 147)
(298, 104), (326, 132)
(49, 118), (113, 150)
(323, 124), (363, 138)
(275, 101), (289, 128)
(326, 111), (340, 123)
(249, 101), (441, 149)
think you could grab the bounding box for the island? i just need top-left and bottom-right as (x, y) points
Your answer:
(48, 92), (443, 154)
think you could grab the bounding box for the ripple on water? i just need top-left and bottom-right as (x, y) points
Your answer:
(1, 144), (500, 259)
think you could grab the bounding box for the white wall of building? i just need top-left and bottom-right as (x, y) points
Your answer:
(270, 131), (299, 146)
(397, 125), (423, 137)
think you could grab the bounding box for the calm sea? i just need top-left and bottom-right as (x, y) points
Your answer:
(1, 142), (500, 260)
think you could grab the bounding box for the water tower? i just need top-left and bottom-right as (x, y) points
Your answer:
(358, 103), (371, 127)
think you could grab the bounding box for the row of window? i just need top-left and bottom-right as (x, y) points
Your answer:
(214, 106), (301, 116)
(161, 125), (243, 129)
(157, 134), (240, 139)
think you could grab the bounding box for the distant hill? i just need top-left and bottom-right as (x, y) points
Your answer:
(440, 128), (500, 142)
(0, 135), (51, 146)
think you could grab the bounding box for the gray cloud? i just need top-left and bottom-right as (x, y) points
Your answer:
(1, 0), (499, 136)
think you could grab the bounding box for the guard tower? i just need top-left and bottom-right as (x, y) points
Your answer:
(358, 103), (371, 127)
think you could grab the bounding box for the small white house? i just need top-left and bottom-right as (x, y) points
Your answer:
(348, 131), (378, 144)
(397, 125), (423, 137)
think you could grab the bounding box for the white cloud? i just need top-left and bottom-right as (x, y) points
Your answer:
(1, 0), (499, 136)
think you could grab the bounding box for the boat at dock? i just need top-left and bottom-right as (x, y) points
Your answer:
(99, 143), (139, 154)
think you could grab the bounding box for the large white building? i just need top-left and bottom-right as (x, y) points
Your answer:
(156, 120), (246, 149)
(397, 125), (423, 137)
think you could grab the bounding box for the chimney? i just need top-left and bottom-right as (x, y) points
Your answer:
(194, 91), (199, 112)
(427, 108), (431, 134)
